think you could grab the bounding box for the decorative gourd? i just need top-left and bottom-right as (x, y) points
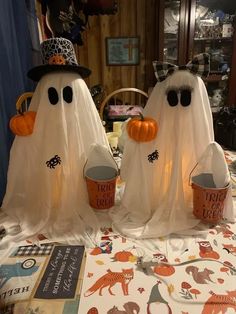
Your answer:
(126, 113), (158, 142)
(9, 111), (36, 136)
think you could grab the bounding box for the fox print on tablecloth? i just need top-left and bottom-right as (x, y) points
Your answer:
(84, 268), (134, 297)
(201, 290), (236, 314)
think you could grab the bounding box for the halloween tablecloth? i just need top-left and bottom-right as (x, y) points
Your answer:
(79, 222), (236, 314)
(1, 222), (236, 314)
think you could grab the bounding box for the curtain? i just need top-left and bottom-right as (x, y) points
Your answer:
(0, 0), (40, 204)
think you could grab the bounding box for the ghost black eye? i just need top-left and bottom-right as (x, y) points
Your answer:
(167, 90), (178, 107)
(48, 87), (59, 105)
(63, 86), (73, 103)
(180, 89), (191, 107)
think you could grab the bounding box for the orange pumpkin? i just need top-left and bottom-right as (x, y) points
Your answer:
(113, 250), (134, 262)
(90, 247), (102, 255)
(127, 113), (158, 142)
(49, 54), (66, 65)
(9, 111), (36, 136)
(153, 265), (175, 276)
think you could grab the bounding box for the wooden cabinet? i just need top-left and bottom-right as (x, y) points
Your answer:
(157, 0), (236, 110)
(44, 0), (235, 110)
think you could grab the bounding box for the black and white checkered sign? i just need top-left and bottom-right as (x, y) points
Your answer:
(13, 243), (54, 257)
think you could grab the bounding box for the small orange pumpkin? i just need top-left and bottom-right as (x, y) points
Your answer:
(113, 250), (134, 262)
(9, 111), (36, 136)
(49, 54), (66, 65)
(90, 247), (102, 255)
(153, 264), (175, 276)
(127, 113), (158, 142)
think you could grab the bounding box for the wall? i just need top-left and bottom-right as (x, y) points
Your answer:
(77, 0), (159, 95)
(0, 0), (38, 204)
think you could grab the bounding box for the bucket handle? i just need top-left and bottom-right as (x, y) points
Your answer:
(188, 144), (214, 186)
(189, 142), (231, 187)
(83, 150), (120, 179)
(188, 162), (199, 186)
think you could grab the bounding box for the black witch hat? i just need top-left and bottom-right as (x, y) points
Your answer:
(27, 37), (91, 81)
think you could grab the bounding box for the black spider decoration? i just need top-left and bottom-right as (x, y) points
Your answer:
(148, 150), (159, 163)
(46, 155), (62, 169)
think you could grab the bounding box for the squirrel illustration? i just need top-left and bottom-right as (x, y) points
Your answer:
(185, 265), (214, 284)
(107, 301), (140, 314)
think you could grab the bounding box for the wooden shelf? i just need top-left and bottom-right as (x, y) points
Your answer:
(204, 73), (226, 83)
(194, 37), (233, 42)
(164, 38), (178, 42)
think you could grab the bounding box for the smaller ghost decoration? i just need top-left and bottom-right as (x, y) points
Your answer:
(110, 53), (233, 239)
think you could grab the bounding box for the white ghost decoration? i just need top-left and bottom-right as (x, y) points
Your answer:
(2, 72), (109, 246)
(110, 70), (234, 238)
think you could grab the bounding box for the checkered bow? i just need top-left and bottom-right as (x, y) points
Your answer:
(153, 53), (210, 82)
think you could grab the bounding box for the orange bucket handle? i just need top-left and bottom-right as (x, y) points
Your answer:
(188, 147), (212, 186)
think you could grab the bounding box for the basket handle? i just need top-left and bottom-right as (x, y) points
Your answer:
(16, 92), (34, 112)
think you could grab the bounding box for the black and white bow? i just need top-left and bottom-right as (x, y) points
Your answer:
(153, 53), (210, 82)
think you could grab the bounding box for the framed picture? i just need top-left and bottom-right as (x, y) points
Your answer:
(106, 37), (140, 65)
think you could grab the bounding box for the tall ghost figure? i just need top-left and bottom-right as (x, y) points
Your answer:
(110, 54), (234, 239)
(2, 38), (109, 246)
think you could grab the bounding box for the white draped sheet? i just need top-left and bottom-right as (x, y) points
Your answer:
(1, 72), (109, 247)
(110, 71), (235, 238)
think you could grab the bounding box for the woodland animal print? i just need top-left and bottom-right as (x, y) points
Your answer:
(185, 266), (214, 284)
(107, 301), (140, 314)
(213, 224), (234, 237)
(152, 253), (175, 276)
(201, 290), (236, 314)
(223, 243), (236, 254)
(84, 268), (134, 297)
(198, 241), (220, 259)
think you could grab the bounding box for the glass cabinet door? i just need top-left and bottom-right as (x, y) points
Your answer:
(163, 1), (181, 64)
(192, 0), (236, 112)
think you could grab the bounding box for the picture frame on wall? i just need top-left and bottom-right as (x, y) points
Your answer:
(106, 37), (140, 65)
